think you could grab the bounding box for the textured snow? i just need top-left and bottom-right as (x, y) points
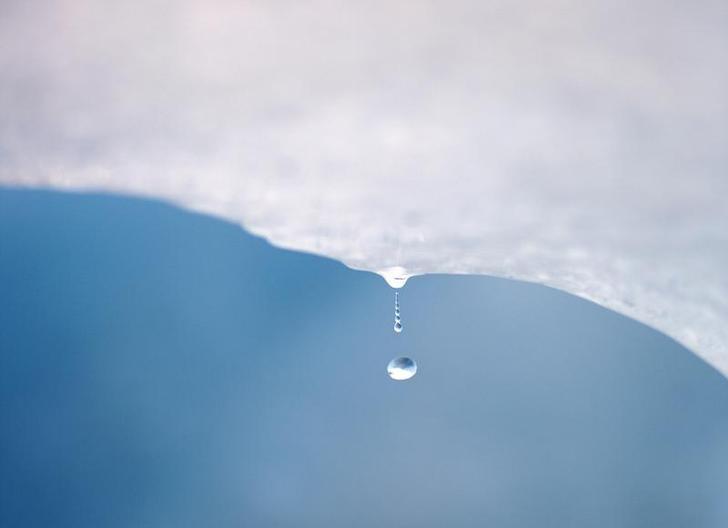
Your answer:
(1, 0), (727, 374)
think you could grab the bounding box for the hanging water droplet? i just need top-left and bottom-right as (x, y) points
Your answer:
(394, 321), (402, 333)
(387, 357), (417, 380)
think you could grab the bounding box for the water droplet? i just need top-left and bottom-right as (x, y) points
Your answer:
(393, 291), (402, 333)
(387, 357), (417, 380)
(380, 267), (411, 289)
(394, 321), (402, 333)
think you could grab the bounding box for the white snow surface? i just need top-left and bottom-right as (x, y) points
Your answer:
(1, 0), (727, 374)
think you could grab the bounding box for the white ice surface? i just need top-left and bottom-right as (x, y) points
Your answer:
(1, 1), (727, 374)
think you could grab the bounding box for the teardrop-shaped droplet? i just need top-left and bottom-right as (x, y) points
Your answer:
(394, 321), (403, 333)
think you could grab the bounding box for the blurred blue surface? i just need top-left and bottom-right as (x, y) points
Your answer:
(1, 189), (728, 527)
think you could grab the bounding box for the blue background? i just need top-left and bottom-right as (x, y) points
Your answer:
(2, 189), (728, 527)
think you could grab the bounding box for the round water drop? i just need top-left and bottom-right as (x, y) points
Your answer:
(394, 321), (403, 333)
(387, 357), (417, 380)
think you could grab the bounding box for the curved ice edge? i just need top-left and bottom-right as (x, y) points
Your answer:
(3, 185), (726, 381)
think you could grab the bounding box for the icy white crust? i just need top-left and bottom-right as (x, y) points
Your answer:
(1, 0), (727, 375)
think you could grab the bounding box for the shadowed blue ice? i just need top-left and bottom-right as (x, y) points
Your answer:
(1, 189), (728, 527)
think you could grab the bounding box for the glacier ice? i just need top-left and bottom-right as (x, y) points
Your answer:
(1, 0), (727, 374)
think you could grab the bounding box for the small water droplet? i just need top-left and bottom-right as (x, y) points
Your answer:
(387, 357), (417, 380)
(394, 321), (402, 333)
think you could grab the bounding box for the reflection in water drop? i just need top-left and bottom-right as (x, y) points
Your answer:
(387, 357), (417, 380)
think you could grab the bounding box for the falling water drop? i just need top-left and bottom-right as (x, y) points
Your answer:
(393, 291), (402, 333)
(387, 357), (417, 380)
